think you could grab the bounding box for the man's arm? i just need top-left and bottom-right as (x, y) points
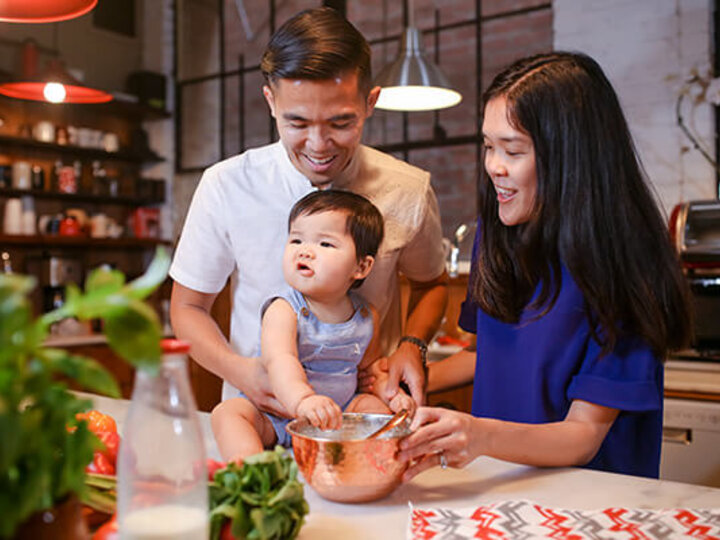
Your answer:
(170, 281), (288, 416)
(385, 270), (449, 405)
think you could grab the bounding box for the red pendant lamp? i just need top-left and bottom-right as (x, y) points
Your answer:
(0, 39), (112, 104)
(0, 0), (98, 24)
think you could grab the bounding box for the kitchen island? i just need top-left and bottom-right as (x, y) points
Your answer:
(83, 392), (720, 539)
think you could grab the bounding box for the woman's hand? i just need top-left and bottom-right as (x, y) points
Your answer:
(398, 406), (482, 481)
(296, 394), (342, 430)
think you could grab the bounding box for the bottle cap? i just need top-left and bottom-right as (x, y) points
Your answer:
(160, 338), (190, 354)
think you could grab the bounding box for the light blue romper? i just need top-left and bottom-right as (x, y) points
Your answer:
(247, 287), (374, 447)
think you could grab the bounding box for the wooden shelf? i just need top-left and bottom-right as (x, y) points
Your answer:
(0, 134), (164, 164)
(0, 94), (171, 122)
(0, 187), (161, 206)
(0, 234), (172, 249)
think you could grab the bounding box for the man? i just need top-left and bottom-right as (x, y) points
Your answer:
(169, 7), (447, 417)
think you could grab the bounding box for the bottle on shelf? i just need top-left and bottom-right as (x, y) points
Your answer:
(117, 339), (208, 540)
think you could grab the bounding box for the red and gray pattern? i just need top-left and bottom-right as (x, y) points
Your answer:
(408, 500), (720, 539)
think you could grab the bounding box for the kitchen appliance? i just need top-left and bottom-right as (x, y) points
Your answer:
(669, 200), (720, 355)
(661, 361), (720, 488)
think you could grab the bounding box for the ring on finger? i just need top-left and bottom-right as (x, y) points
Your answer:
(439, 451), (448, 470)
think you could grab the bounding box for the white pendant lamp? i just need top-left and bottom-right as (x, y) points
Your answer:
(374, 3), (461, 112)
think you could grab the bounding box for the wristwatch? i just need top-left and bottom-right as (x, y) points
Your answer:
(399, 335), (428, 366)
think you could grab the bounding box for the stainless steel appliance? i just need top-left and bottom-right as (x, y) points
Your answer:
(661, 361), (720, 488)
(670, 200), (720, 355)
(662, 201), (720, 487)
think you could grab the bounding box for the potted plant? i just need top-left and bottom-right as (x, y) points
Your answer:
(0, 248), (170, 539)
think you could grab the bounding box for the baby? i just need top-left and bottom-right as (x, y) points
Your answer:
(211, 189), (414, 462)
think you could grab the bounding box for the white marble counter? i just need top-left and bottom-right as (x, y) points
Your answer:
(81, 392), (720, 539)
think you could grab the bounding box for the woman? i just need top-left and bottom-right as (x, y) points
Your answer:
(399, 51), (692, 479)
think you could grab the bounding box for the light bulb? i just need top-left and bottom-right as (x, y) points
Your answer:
(43, 82), (67, 103)
(375, 86), (462, 112)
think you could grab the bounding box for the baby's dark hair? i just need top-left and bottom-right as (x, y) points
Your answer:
(289, 190), (384, 285)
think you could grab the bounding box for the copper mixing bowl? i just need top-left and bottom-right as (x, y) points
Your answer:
(286, 412), (411, 503)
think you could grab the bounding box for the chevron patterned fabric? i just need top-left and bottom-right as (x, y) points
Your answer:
(408, 500), (720, 539)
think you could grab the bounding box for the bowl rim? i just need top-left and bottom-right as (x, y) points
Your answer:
(285, 412), (411, 442)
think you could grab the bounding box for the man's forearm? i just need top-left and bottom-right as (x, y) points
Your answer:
(404, 271), (449, 342)
(172, 304), (244, 383)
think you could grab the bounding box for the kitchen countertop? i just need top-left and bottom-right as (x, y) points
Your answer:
(665, 359), (720, 397)
(81, 392), (720, 539)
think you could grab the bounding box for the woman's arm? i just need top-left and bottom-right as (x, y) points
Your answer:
(399, 399), (619, 480)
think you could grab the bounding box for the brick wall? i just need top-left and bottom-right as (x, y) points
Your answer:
(172, 0), (553, 242)
(554, 0), (715, 215)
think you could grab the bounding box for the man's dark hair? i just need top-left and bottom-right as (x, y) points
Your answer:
(261, 7), (372, 95)
(288, 190), (384, 289)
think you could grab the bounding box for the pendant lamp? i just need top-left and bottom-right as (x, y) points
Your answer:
(0, 0), (98, 24)
(0, 40), (112, 104)
(374, 2), (461, 112)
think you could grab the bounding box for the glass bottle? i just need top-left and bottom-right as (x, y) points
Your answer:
(117, 339), (208, 540)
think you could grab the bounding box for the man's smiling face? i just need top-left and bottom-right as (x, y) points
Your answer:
(263, 71), (380, 187)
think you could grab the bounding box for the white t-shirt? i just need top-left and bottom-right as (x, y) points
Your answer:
(170, 141), (445, 400)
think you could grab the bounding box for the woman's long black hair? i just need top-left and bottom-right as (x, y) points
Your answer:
(473, 51), (692, 357)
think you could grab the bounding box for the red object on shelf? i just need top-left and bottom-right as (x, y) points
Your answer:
(0, 0), (98, 24)
(130, 207), (160, 239)
(59, 216), (83, 237)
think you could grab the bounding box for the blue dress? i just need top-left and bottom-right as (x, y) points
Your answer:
(458, 227), (663, 478)
(249, 287), (374, 446)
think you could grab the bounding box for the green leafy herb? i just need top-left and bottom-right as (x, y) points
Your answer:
(0, 248), (169, 538)
(209, 446), (309, 540)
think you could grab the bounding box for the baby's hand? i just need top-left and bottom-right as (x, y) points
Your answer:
(389, 390), (416, 417)
(296, 395), (342, 430)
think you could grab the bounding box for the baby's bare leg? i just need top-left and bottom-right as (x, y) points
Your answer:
(211, 397), (277, 463)
(345, 393), (391, 414)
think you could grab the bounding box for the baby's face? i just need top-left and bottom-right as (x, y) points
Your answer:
(283, 210), (365, 301)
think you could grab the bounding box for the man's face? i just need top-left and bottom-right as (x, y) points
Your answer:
(263, 72), (380, 187)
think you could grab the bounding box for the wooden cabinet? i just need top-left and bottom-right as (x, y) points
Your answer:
(59, 337), (222, 413)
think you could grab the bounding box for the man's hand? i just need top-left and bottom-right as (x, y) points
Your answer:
(237, 356), (291, 418)
(296, 394), (342, 430)
(384, 341), (426, 407)
(388, 390), (416, 417)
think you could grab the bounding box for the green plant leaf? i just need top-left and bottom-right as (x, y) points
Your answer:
(126, 247), (171, 299)
(85, 266), (126, 294)
(208, 448), (307, 540)
(0, 248), (169, 538)
(41, 349), (120, 398)
(104, 300), (162, 369)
